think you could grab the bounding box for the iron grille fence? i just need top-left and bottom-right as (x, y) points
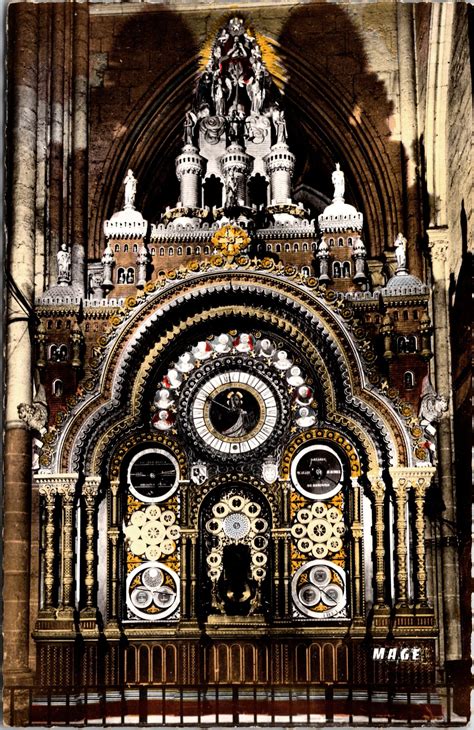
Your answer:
(5, 682), (467, 727)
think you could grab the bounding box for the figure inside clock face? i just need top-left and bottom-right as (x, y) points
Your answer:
(209, 388), (259, 438)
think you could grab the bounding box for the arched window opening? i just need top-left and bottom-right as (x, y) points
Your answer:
(126, 267), (135, 284)
(52, 379), (64, 397)
(133, 244), (138, 253)
(342, 261), (351, 278)
(195, 246), (201, 255)
(204, 246), (210, 255)
(329, 238), (335, 247)
(177, 247), (183, 256)
(413, 310), (419, 320)
(347, 237), (353, 246)
(293, 243), (299, 252)
(151, 247), (156, 256)
(168, 247), (174, 256)
(115, 244), (120, 252)
(159, 247), (165, 257)
(117, 267), (125, 284)
(333, 262), (341, 278)
(248, 174), (268, 208)
(186, 247), (192, 255)
(203, 175), (223, 209)
(124, 244), (129, 253)
(404, 371), (415, 389)
(403, 310), (409, 321)
(301, 266), (310, 277)
(406, 336), (417, 353)
(397, 336), (407, 353)
(275, 244), (281, 253)
(338, 237), (344, 247)
(303, 243), (308, 252)
(266, 243), (272, 252)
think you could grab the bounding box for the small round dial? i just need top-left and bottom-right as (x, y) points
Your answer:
(291, 445), (343, 500)
(191, 370), (278, 455)
(128, 449), (179, 503)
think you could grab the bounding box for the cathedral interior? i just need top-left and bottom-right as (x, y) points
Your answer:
(3, 1), (472, 726)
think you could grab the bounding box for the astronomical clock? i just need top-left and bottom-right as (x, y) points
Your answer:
(30, 14), (443, 702)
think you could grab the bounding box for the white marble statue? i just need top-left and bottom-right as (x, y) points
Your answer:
(332, 163), (345, 201)
(274, 108), (287, 144)
(123, 169), (137, 209)
(394, 232), (407, 271)
(57, 243), (71, 284)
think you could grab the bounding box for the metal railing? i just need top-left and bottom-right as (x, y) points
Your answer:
(5, 682), (467, 727)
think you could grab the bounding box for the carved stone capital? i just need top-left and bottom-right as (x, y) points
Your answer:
(82, 476), (100, 505)
(389, 466), (436, 491)
(38, 485), (57, 504)
(427, 227), (449, 266)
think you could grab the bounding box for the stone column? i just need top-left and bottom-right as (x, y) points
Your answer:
(106, 480), (121, 636)
(38, 485), (58, 612)
(71, 1), (89, 295)
(58, 481), (77, 619)
(367, 472), (389, 634)
(427, 228), (461, 661)
(175, 146), (205, 207)
(4, 3), (39, 693)
(350, 478), (364, 625)
(390, 473), (410, 606)
(80, 477), (100, 636)
(396, 3), (422, 278)
(412, 472), (435, 606)
(189, 532), (198, 619)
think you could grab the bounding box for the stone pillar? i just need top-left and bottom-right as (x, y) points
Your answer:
(411, 472), (435, 606)
(71, 1), (89, 295)
(189, 532), (198, 619)
(4, 2), (39, 693)
(80, 477), (100, 636)
(390, 472), (410, 607)
(427, 228), (461, 661)
(175, 145), (204, 207)
(106, 480), (120, 636)
(264, 144), (295, 204)
(58, 481), (77, 618)
(396, 3), (422, 278)
(367, 472), (389, 628)
(38, 485), (58, 611)
(350, 478), (364, 625)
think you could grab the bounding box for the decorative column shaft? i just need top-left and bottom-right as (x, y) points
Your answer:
(282, 532), (291, 617)
(59, 484), (76, 612)
(82, 478), (100, 611)
(176, 145), (204, 207)
(39, 486), (58, 610)
(368, 474), (387, 606)
(107, 480), (120, 631)
(350, 478), (364, 618)
(412, 474), (434, 606)
(264, 144), (295, 204)
(392, 476), (409, 606)
(189, 532), (198, 619)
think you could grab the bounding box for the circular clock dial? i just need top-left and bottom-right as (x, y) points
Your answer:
(191, 370), (278, 455)
(291, 445), (343, 500)
(128, 449), (179, 503)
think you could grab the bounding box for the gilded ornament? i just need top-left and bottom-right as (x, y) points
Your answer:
(125, 296), (137, 309)
(415, 447), (428, 461)
(211, 224), (250, 258)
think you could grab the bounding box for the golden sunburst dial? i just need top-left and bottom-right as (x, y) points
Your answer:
(211, 224), (250, 258)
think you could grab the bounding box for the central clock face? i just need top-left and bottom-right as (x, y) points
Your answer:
(191, 370), (278, 455)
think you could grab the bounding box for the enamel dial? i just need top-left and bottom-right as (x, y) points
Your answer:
(191, 370), (278, 455)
